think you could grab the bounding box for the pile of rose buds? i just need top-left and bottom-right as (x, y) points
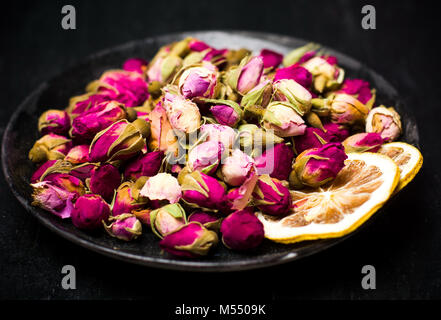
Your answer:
(29, 38), (403, 258)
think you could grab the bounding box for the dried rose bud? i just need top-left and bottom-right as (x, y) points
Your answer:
(89, 119), (149, 162)
(148, 104), (179, 154)
(274, 65), (312, 89)
(339, 79), (373, 105)
(181, 171), (227, 211)
(273, 79), (312, 115)
(149, 203), (186, 238)
(220, 208), (264, 251)
(225, 56), (264, 95)
(38, 109), (70, 136)
(188, 211), (222, 231)
(291, 142), (347, 188)
(163, 89), (201, 134)
(343, 133), (384, 153)
(226, 167), (258, 211)
(43, 173), (86, 197)
(188, 39), (211, 52)
(329, 93), (371, 125)
(282, 43), (319, 67)
(253, 175), (291, 216)
(123, 58), (148, 74)
(240, 79), (272, 108)
(255, 143), (294, 180)
(30, 181), (76, 219)
(262, 102), (306, 137)
(124, 151), (164, 180)
(159, 222), (218, 258)
(96, 70), (149, 107)
(301, 56), (344, 93)
(70, 101), (129, 142)
(293, 123), (349, 154)
(221, 149), (255, 186)
(64, 145), (90, 164)
(67, 92), (111, 117)
(259, 49), (283, 69)
(178, 62), (219, 99)
(238, 124), (284, 150)
(147, 48), (182, 83)
(87, 164), (121, 202)
(132, 208), (152, 226)
(71, 194), (110, 230)
(365, 106), (402, 142)
(199, 124), (237, 150)
(30, 160), (58, 183)
(29, 134), (72, 163)
(188, 141), (224, 175)
(210, 104), (241, 127)
(139, 172), (182, 204)
(112, 181), (148, 216)
(104, 214), (142, 241)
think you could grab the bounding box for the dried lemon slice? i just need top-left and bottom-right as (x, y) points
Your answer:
(378, 142), (423, 192)
(257, 152), (400, 244)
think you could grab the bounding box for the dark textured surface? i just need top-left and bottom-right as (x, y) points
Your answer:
(1, 0), (440, 299)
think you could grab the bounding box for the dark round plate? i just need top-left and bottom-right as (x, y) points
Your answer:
(1, 31), (419, 271)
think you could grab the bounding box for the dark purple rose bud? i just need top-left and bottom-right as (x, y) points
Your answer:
(87, 164), (121, 202)
(181, 171), (227, 211)
(123, 58), (148, 74)
(255, 143), (294, 181)
(188, 211), (222, 231)
(253, 175), (291, 216)
(124, 151), (164, 180)
(104, 214), (142, 241)
(343, 133), (384, 153)
(274, 65), (312, 89)
(64, 145), (90, 164)
(71, 101), (129, 142)
(220, 208), (264, 251)
(159, 222), (219, 258)
(291, 142), (347, 188)
(71, 194), (111, 230)
(38, 110), (70, 136)
(259, 49), (283, 69)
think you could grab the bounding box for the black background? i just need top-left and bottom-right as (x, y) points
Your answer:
(1, 0), (440, 301)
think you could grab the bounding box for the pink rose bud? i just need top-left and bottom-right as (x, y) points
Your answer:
(210, 103), (242, 127)
(188, 39), (211, 52)
(188, 141), (224, 175)
(273, 79), (312, 115)
(263, 102), (306, 137)
(139, 172), (182, 204)
(147, 46), (183, 83)
(255, 143), (294, 180)
(30, 160), (58, 183)
(159, 222), (218, 258)
(124, 151), (164, 180)
(253, 175), (291, 216)
(220, 208), (264, 251)
(323, 123), (350, 142)
(178, 62), (219, 99)
(181, 171), (227, 211)
(68, 92), (111, 117)
(292, 142), (347, 188)
(30, 181), (76, 219)
(71, 194), (111, 230)
(301, 56), (342, 93)
(343, 133), (384, 153)
(274, 65), (312, 89)
(38, 110), (70, 136)
(236, 56), (264, 94)
(148, 104), (179, 154)
(226, 167), (258, 211)
(282, 43), (319, 67)
(96, 70), (149, 107)
(104, 214), (142, 241)
(163, 90), (201, 133)
(199, 124), (237, 150)
(365, 106), (402, 142)
(89, 119), (149, 162)
(221, 149), (255, 186)
(329, 93), (371, 125)
(88, 164), (121, 202)
(339, 79), (373, 105)
(64, 145), (90, 164)
(149, 203), (186, 238)
(293, 123), (350, 154)
(188, 211), (222, 231)
(123, 58), (148, 74)
(71, 101), (129, 142)
(259, 49), (283, 69)
(132, 208), (152, 226)
(43, 173), (86, 197)
(240, 79), (273, 108)
(112, 181), (148, 216)
(29, 133), (72, 163)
